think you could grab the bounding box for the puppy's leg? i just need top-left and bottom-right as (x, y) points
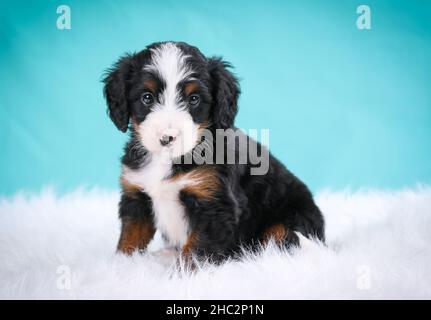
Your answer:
(178, 232), (199, 270)
(178, 178), (238, 266)
(277, 182), (325, 243)
(117, 216), (155, 255)
(259, 223), (300, 249)
(181, 232), (199, 257)
(116, 193), (155, 255)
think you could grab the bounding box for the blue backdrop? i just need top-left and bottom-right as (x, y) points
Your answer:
(1, 0), (430, 195)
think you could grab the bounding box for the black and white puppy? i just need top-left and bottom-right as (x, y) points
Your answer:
(103, 41), (324, 262)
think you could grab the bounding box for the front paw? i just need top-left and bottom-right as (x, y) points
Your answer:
(116, 243), (138, 256)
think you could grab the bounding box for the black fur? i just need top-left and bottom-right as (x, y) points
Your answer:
(207, 58), (240, 130)
(103, 41), (325, 262)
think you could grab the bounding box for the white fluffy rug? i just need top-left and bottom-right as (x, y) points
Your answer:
(1, 186), (430, 299)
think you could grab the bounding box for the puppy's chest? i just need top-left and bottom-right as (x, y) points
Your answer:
(122, 160), (191, 247)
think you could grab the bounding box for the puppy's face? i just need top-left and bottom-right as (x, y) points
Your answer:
(103, 42), (240, 159)
(131, 43), (211, 158)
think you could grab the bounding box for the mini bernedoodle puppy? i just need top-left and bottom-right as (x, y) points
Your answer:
(103, 41), (325, 263)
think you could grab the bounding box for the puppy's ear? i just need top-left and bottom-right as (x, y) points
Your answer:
(103, 54), (135, 132)
(207, 57), (240, 129)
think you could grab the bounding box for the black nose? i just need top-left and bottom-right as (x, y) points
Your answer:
(160, 135), (175, 146)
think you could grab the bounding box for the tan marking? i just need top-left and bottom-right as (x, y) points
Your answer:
(195, 121), (210, 144)
(260, 223), (287, 244)
(130, 118), (146, 146)
(184, 82), (200, 96)
(198, 120), (209, 131)
(171, 166), (220, 200)
(181, 232), (199, 256)
(117, 216), (155, 255)
(120, 174), (140, 197)
(143, 79), (158, 92)
(178, 232), (199, 271)
(132, 118), (140, 132)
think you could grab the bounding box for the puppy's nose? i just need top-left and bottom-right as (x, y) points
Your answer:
(160, 134), (176, 146)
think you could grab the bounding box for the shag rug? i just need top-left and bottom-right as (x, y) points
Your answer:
(0, 186), (430, 299)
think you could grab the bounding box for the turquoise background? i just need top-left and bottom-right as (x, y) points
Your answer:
(0, 0), (430, 195)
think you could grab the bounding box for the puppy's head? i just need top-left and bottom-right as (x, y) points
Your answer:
(103, 41), (240, 158)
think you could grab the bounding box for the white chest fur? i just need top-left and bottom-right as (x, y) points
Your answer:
(122, 156), (191, 247)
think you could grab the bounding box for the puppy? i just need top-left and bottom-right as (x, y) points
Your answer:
(103, 42), (324, 262)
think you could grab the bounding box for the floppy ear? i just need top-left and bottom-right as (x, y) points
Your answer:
(207, 57), (240, 129)
(103, 54), (135, 132)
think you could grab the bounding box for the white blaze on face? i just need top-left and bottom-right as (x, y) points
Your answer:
(138, 42), (200, 159)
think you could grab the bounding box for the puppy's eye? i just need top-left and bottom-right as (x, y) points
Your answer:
(141, 92), (154, 106)
(188, 94), (200, 106)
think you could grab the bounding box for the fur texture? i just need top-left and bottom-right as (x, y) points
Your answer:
(0, 187), (430, 299)
(103, 41), (324, 261)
